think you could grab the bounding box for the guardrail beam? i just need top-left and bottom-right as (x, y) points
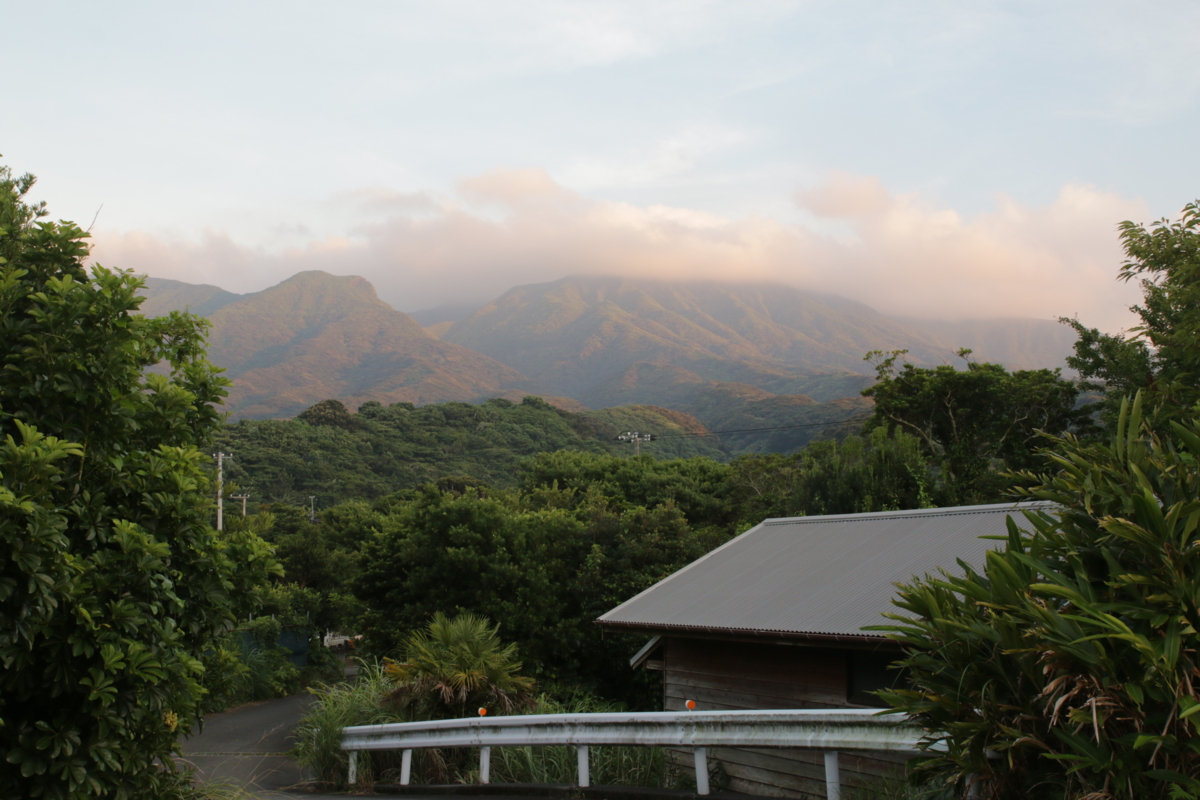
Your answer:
(339, 708), (929, 794)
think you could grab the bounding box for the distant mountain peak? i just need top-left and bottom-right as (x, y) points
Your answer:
(139, 272), (540, 419)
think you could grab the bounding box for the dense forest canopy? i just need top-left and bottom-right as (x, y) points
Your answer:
(215, 396), (728, 509)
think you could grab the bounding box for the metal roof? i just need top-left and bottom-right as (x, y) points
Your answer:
(597, 502), (1054, 641)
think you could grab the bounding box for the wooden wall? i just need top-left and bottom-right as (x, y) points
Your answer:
(661, 637), (907, 799)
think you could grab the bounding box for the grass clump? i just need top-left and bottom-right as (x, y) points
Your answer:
(293, 664), (674, 790)
(292, 659), (403, 787)
(488, 695), (671, 788)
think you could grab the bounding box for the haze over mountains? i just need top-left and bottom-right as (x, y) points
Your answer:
(140, 271), (1079, 451)
(143, 273), (541, 419)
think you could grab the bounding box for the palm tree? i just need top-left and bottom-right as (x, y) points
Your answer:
(384, 612), (536, 719)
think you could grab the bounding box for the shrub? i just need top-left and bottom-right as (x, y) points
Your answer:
(292, 660), (403, 787)
(0, 165), (278, 797)
(384, 612), (536, 719)
(294, 666), (675, 791)
(875, 393), (1200, 799)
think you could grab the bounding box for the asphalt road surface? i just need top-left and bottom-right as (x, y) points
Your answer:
(179, 693), (330, 799)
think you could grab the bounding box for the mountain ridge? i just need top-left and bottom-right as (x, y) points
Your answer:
(442, 276), (951, 406)
(144, 271), (549, 419)
(139, 271), (1079, 452)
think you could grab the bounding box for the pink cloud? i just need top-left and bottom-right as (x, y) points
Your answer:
(91, 169), (1145, 332)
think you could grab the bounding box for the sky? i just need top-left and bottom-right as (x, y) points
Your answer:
(6, 1), (1199, 330)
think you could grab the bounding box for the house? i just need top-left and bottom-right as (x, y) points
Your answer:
(597, 502), (1051, 799)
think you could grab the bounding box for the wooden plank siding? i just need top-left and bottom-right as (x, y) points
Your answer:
(660, 637), (908, 799)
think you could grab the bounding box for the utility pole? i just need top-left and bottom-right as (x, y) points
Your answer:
(213, 452), (230, 531)
(309, 495), (316, 522)
(617, 431), (654, 456)
(232, 494), (250, 517)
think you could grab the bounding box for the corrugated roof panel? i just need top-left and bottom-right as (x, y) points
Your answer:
(598, 502), (1053, 639)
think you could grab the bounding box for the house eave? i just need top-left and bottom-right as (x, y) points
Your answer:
(597, 619), (896, 648)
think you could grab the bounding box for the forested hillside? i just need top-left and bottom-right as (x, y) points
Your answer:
(215, 396), (727, 508)
(440, 275), (952, 404)
(141, 273), (1076, 458)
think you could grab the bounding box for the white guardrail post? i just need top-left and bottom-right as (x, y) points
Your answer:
(824, 750), (840, 800)
(401, 749), (412, 785)
(577, 745), (590, 788)
(341, 707), (928, 798)
(479, 746), (491, 784)
(693, 746), (709, 795)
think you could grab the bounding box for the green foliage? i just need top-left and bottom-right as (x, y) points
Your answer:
(296, 398), (357, 429)
(517, 449), (735, 530)
(727, 427), (939, 520)
(0, 165), (278, 797)
(354, 452), (729, 704)
(295, 660), (674, 790)
(862, 349), (1095, 504)
(1062, 200), (1200, 430)
(384, 612), (536, 721)
(873, 394), (1200, 799)
(293, 659), (403, 787)
(201, 609), (343, 713)
(485, 694), (679, 788)
(354, 486), (581, 665)
(580, 404), (730, 460)
(215, 397), (713, 507)
(256, 505), (360, 591)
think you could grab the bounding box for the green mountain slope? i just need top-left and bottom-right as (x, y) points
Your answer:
(215, 396), (725, 506)
(140, 276), (245, 317)
(581, 362), (872, 453)
(138, 271), (1075, 454)
(441, 276), (951, 406)
(147, 271), (546, 419)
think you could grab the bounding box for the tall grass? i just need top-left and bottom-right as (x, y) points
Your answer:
(293, 668), (675, 790)
(291, 659), (407, 787)
(488, 695), (673, 788)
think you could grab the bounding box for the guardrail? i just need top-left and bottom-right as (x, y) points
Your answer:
(341, 708), (927, 800)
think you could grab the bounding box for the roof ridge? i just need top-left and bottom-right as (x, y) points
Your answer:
(761, 501), (1054, 526)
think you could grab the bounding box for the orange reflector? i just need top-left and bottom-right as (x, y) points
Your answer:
(686, 699), (696, 710)
(478, 707), (488, 716)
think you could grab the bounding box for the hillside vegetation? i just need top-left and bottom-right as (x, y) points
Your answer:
(215, 395), (727, 507)
(143, 271), (549, 418)
(441, 276), (952, 404)
(142, 271), (1078, 454)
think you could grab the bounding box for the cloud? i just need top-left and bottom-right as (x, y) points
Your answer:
(795, 172), (890, 218)
(92, 168), (1145, 331)
(457, 168), (577, 208)
(559, 124), (756, 190)
(794, 180), (1146, 331)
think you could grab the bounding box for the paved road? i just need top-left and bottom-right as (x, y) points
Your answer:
(179, 693), (325, 798)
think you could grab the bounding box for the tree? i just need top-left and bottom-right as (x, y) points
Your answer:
(352, 472), (728, 706)
(517, 450), (735, 531)
(0, 166), (278, 798)
(353, 486), (585, 682)
(862, 350), (1095, 505)
(384, 612), (535, 719)
(1062, 200), (1200, 429)
(875, 394), (1200, 799)
(727, 427), (938, 521)
(296, 398), (357, 429)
